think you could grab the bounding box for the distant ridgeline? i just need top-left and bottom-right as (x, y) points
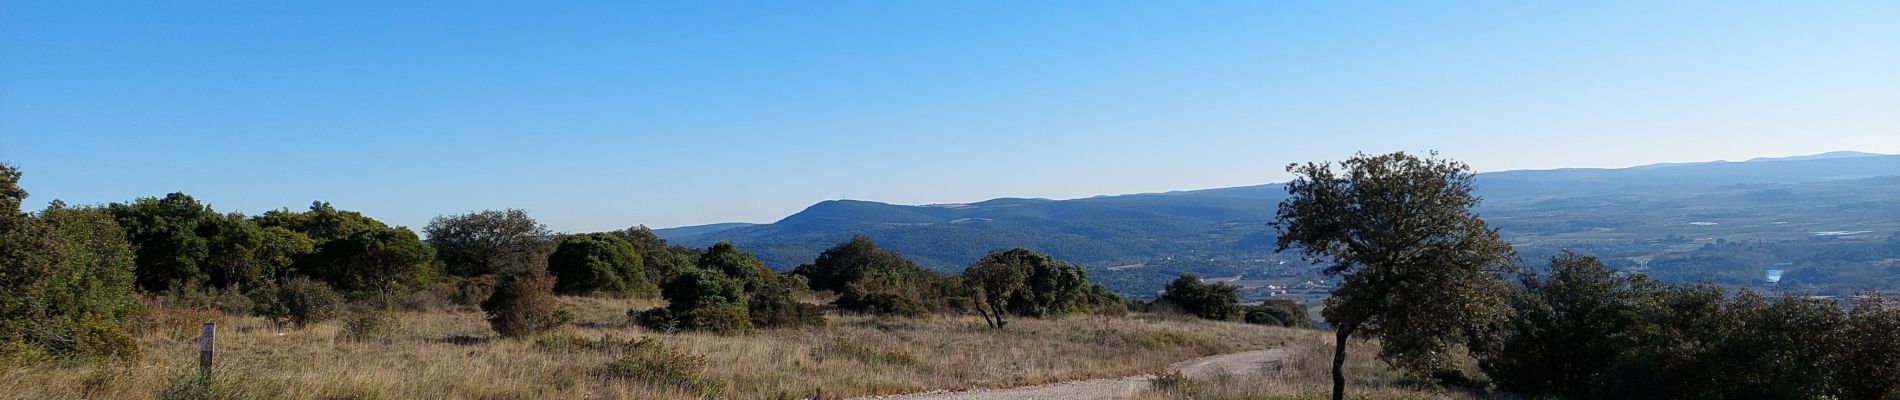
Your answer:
(659, 153), (1900, 298)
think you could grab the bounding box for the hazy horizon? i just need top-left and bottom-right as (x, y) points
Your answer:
(5, 2), (1897, 232)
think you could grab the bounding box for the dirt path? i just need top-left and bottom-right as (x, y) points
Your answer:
(851, 348), (1291, 400)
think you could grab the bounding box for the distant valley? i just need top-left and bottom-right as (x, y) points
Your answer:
(659, 152), (1900, 299)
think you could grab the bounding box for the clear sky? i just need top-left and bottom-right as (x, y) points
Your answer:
(4, 1), (1897, 232)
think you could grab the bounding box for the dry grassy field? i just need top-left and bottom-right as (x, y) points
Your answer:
(2, 296), (1316, 399)
(1135, 332), (1470, 400)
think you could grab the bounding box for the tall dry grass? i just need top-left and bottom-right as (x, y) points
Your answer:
(2, 296), (1300, 399)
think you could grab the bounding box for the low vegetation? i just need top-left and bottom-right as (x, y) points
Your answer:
(0, 296), (1303, 399)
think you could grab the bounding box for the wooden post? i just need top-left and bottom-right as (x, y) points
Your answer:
(198, 320), (215, 377)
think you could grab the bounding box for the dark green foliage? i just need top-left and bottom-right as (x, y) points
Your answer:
(697, 242), (778, 293)
(612, 225), (701, 284)
(1079, 284), (1128, 315)
(299, 227), (434, 294)
(273, 276), (344, 327)
(1243, 299), (1311, 328)
(1473, 252), (1900, 399)
(678, 303), (753, 335)
(640, 268), (754, 334)
(426, 209), (549, 278)
(1836, 296), (1900, 399)
(547, 233), (650, 296)
(1479, 252), (1647, 397)
(961, 248), (1107, 328)
(256, 202), (432, 294)
(837, 270), (927, 316)
(106, 193), (226, 292)
(481, 263), (572, 338)
(660, 268), (748, 312)
(747, 283), (825, 330)
(1157, 274), (1241, 321)
(0, 165), (142, 363)
(804, 235), (918, 293)
(1274, 152), (1516, 399)
(1007, 249), (1091, 318)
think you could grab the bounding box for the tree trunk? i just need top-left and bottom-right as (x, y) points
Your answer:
(974, 302), (997, 328)
(1332, 324), (1355, 400)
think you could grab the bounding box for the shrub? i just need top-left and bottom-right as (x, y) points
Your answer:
(697, 242), (779, 293)
(679, 303), (753, 335)
(748, 283), (825, 330)
(837, 272), (925, 317)
(340, 307), (402, 342)
(547, 233), (651, 296)
(482, 268), (572, 338)
(631, 307), (679, 333)
(275, 276), (344, 327)
(1243, 299), (1312, 328)
(1157, 274), (1241, 321)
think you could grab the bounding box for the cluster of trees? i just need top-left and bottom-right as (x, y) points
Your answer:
(1, 164), (142, 362)
(632, 242), (824, 334)
(1478, 252), (1900, 399)
(637, 235), (1127, 334)
(1271, 152), (1900, 399)
(1144, 274), (1311, 328)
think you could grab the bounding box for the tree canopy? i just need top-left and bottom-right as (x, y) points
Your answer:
(1272, 152), (1516, 400)
(426, 209), (549, 278)
(547, 233), (651, 296)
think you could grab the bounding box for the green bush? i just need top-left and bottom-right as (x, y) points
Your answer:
(1242, 299), (1311, 328)
(548, 233), (651, 296)
(481, 268), (572, 338)
(679, 303), (753, 335)
(837, 272), (925, 316)
(1157, 274), (1241, 321)
(748, 283), (825, 330)
(274, 276), (344, 327)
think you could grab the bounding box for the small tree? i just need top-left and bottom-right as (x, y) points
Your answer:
(963, 252), (1029, 329)
(1273, 152), (1516, 399)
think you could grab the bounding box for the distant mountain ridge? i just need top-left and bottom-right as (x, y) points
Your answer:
(658, 152), (1900, 272)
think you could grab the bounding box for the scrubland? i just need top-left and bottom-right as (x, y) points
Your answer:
(3, 296), (1312, 400)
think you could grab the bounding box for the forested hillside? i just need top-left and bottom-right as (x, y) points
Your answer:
(663, 154), (1900, 298)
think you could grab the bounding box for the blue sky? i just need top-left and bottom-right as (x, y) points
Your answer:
(4, 1), (1896, 232)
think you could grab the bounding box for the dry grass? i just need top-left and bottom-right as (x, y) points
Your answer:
(1, 296), (1301, 400)
(1134, 331), (1476, 400)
